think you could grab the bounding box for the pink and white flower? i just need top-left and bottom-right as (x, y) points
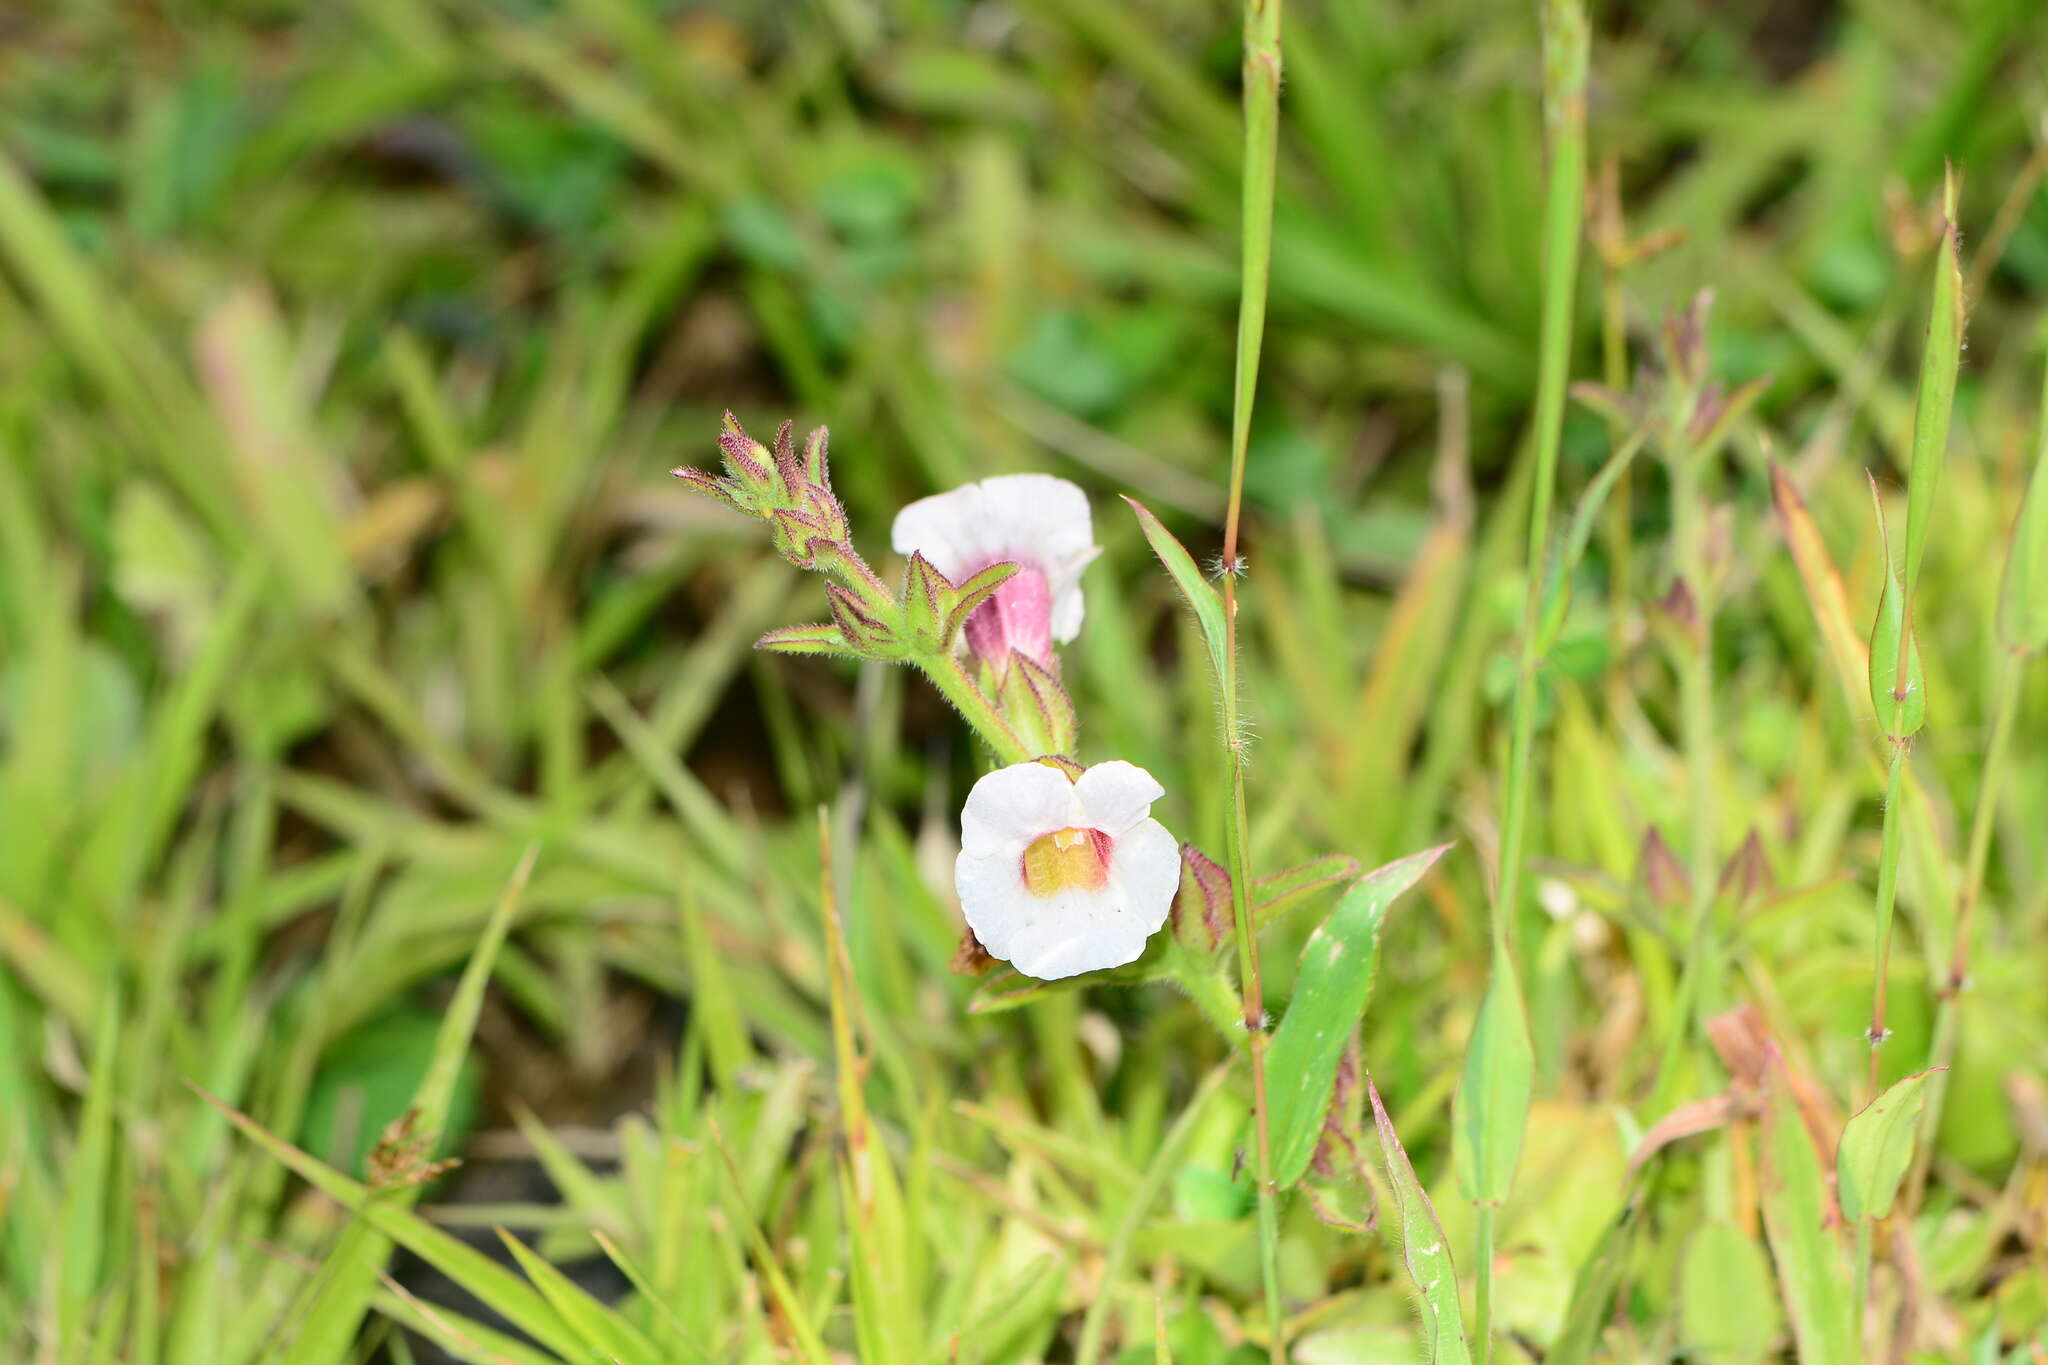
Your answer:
(955, 759), (1179, 980)
(891, 474), (1098, 668)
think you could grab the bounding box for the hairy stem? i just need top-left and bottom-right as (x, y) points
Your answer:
(1222, 0), (1284, 1357)
(916, 652), (1033, 765)
(1473, 3), (1587, 1357)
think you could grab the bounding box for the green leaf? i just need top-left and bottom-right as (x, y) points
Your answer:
(1680, 1221), (1781, 1364)
(1124, 496), (1228, 689)
(496, 1228), (663, 1365)
(1368, 1077), (1473, 1365)
(1250, 854), (1361, 928)
(1453, 947), (1534, 1207)
(1836, 1069), (1940, 1223)
(1267, 844), (1451, 1187)
(1759, 1082), (1853, 1365)
(1865, 476), (1926, 740)
(1900, 169), (1964, 591)
(58, 987), (120, 1342)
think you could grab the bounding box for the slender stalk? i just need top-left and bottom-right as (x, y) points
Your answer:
(917, 653), (1033, 765)
(1908, 649), (2023, 1203)
(1220, 1), (1284, 1358)
(1865, 744), (1909, 1096)
(1496, 0), (1588, 965)
(1870, 171), (1960, 1098)
(1471, 5), (1587, 1358)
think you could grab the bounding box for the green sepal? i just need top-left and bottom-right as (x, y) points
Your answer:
(942, 561), (1022, 647)
(756, 622), (864, 658)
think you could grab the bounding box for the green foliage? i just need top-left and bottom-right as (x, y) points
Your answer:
(1369, 1079), (1473, 1365)
(1837, 1069), (1939, 1223)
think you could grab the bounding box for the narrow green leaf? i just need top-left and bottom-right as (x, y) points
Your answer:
(680, 878), (751, 1094)
(1267, 845), (1452, 1187)
(1865, 476), (1927, 739)
(370, 1291), (563, 1365)
(588, 1231), (713, 1363)
(59, 988), (120, 1342)
(704, 1117), (833, 1365)
(496, 1229), (663, 1365)
(1249, 854), (1361, 928)
(1901, 169), (1964, 591)
(1123, 496), (1228, 688)
(1368, 1078), (1473, 1365)
(1836, 1069), (1940, 1223)
(1759, 1082), (1853, 1365)
(1453, 949), (1535, 1207)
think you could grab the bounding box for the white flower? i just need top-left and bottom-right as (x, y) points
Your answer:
(955, 759), (1179, 980)
(891, 474), (1099, 667)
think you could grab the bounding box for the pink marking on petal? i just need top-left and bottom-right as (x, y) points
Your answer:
(963, 562), (1054, 667)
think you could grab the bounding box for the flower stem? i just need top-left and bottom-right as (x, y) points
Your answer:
(1474, 4), (1587, 1358)
(1866, 741), (1909, 1097)
(916, 652), (1034, 766)
(1908, 647), (2023, 1203)
(1222, 0), (1284, 1358)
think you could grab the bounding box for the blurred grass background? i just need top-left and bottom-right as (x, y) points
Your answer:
(1, 0), (2046, 1361)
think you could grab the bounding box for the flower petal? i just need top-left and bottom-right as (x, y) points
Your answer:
(891, 484), (993, 584)
(959, 761), (1080, 859)
(1001, 885), (1150, 980)
(1108, 818), (1180, 940)
(953, 758), (1177, 981)
(892, 474), (1097, 643)
(955, 848), (1034, 963)
(975, 474), (1094, 559)
(1073, 760), (1165, 834)
(1044, 545), (1100, 644)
